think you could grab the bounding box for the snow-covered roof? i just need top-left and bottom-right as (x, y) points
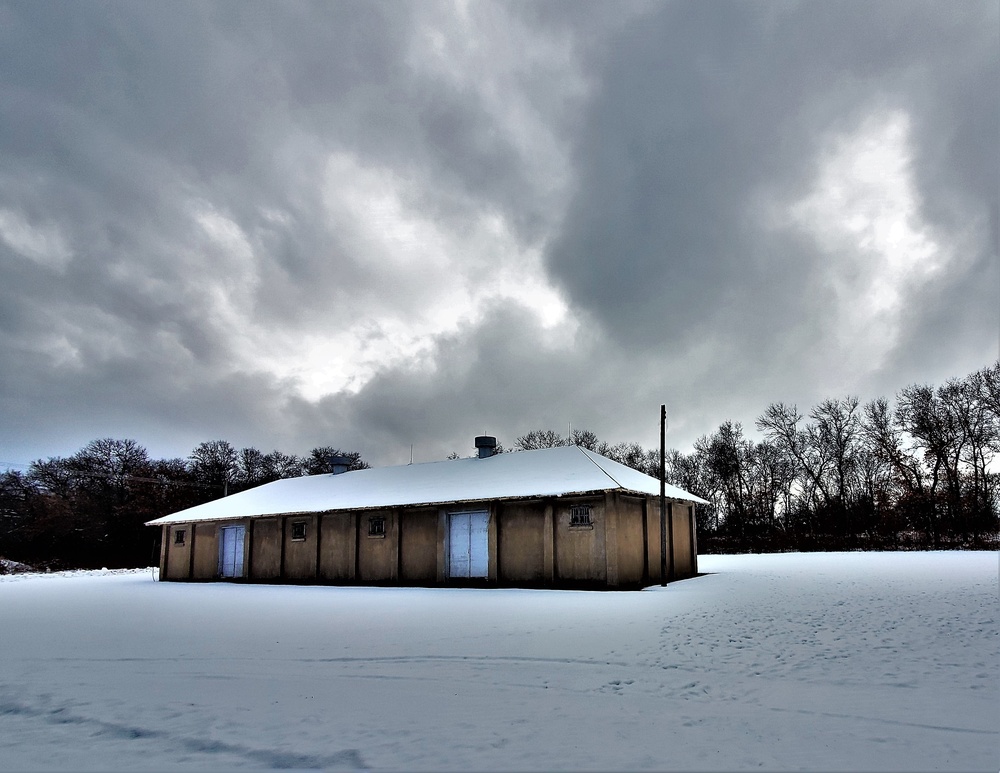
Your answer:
(145, 445), (708, 526)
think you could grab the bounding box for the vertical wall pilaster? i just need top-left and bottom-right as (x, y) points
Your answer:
(314, 514), (322, 581)
(640, 498), (649, 585)
(187, 523), (196, 580)
(689, 505), (698, 575)
(351, 513), (359, 581)
(278, 516), (286, 580)
(605, 493), (620, 588)
(542, 501), (554, 585)
(494, 502), (503, 584)
(395, 509), (402, 581)
(667, 502), (676, 581)
(159, 525), (169, 580)
(488, 504), (499, 583)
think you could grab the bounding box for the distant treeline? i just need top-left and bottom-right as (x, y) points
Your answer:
(514, 362), (999, 554)
(0, 443), (368, 570)
(2, 363), (997, 570)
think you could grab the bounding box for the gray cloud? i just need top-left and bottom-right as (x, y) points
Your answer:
(542, 0), (996, 424)
(550, 2), (993, 334)
(0, 1), (995, 469)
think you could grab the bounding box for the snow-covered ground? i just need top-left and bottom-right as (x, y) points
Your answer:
(0, 552), (996, 771)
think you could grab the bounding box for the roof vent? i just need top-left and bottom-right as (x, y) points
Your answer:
(474, 436), (497, 459)
(328, 455), (352, 475)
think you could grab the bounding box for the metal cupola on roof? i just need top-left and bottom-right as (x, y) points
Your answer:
(474, 436), (497, 458)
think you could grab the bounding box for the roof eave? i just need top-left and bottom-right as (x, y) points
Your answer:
(145, 487), (707, 527)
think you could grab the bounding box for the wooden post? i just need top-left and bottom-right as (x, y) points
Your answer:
(605, 493), (619, 588)
(353, 512), (361, 581)
(278, 516), (286, 580)
(188, 523), (196, 580)
(689, 505), (699, 575)
(246, 519), (255, 580)
(542, 500), (554, 585)
(160, 525), (170, 580)
(437, 510), (448, 583)
(640, 498), (649, 585)
(660, 404), (667, 587)
(396, 509), (403, 582)
(315, 514), (322, 581)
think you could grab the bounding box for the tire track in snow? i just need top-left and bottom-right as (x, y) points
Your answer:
(31, 654), (631, 667)
(0, 696), (368, 769)
(768, 706), (999, 735)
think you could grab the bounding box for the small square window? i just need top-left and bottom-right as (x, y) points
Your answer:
(173, 529), (186, 546)
(569, 505), (593, 528)
(368, 516), (385, 537)
(291, 521), (307, 541)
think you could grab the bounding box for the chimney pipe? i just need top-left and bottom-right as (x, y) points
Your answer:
(474, 436), (497, 458)
(327, 455), (352, 475)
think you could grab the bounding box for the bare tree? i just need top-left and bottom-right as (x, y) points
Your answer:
(665, 448), (720, 533)
(263, 450), (303, 479)
(939, 369), (1000, 539)
(188, 440), (238, 494)
(695, 422), (766, 545)
(514, 430), (567, 450)
(975, 361), (1000, 419)
(570, 429), (600, 451)
(234, 447), (268, 490)
(303, 447), (369, 475)
(757, 403), (833, 515)
(598, 441), (653, 474)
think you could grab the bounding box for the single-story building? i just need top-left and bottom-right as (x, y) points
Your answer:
(146, 440), (707, 589)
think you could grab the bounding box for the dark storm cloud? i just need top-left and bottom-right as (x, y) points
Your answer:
(0, 0), (584, 463)
(546, 1), (997, 359)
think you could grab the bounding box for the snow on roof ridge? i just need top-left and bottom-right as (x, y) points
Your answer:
(576, 446), (625, 488)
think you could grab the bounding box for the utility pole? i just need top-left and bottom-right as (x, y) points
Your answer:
(660, 404), (667, 587)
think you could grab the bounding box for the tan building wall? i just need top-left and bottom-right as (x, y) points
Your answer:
(645, 497), (663, 584)
(400, 509), (437, 583)
(191, 522), (218, 578)
(611, 494), (647, 586)
(283, 515), (318, 580)
(319, 513), (355, 581)
(358, 509), (398, 583)
(553, 497), (607, 585)
(164, 524), (191, 579)
(158, 492), (699, 588)
(499, 501), (547, 584)
(671, 504), (693, 577)
(251, 518), (281, 580)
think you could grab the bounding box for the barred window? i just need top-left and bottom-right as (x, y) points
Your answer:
(291, 521), (307, 541)
(173, 529), (186, 545)
(368, 516), (385, 537)
(569, 505), (593, 527)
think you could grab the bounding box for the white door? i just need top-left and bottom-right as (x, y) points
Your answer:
(219, 525), (245, 578)
(449, 511), (489, 579)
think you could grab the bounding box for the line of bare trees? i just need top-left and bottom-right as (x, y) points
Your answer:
(697, 363), (999, 551)
(0, 441), (367, 570)
(513, 363), (999, 552)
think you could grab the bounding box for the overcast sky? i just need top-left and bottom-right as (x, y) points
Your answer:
(1, 0), (997, 469)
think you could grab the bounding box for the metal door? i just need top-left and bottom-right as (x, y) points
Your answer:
(219, 525), (245, 578)
(448, 511), (488, 578)
(469, 512), (488, 577)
